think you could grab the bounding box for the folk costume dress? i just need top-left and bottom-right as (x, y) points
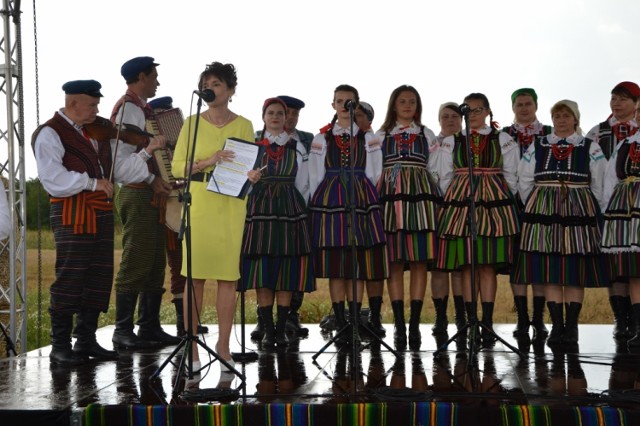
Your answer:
(375, 122), (440, 265)
(436, 125), (520, 271)
(586, 116), (639, 161)
(240, 131), (315, 293)
(171, 115), (254, 281)
(513, 133), (609, 287)
(308, 122), (388, 280)
(601, 132), (640, 280)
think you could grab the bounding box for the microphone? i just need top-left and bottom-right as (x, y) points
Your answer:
(194, 89), (216, 102)
(344, 100), (356, 111)
(458, 103), (471, 116)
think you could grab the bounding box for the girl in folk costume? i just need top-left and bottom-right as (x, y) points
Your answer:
(586, 81), (640, 341)
(514, 100), (608, 347)
(430, 102), (466, 335)
(601, 103), (640, 350)
(502, 88), (553, 341)
(240, 98), (315, 349)
(308, 84), (387, 345)
(375, 85), (440, 350)
(436, 93), (520, 345)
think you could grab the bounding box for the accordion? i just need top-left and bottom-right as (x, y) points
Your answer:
(145, 108), (184, 188)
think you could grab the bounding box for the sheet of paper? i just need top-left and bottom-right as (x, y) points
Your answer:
(206, 138), (261, 198)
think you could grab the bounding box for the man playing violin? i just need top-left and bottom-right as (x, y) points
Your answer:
(110, 56), (180, 350)
(32, 79), (163, 365)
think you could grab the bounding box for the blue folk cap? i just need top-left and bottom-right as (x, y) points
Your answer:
(148, 96), (173, 110)
(120, 56), (159, 80)
(277, 95), (305, 110)
(61, 79), (103, 97)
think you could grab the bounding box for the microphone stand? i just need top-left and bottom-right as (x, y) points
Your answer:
(151, 94), (245, 391)
(433, 108), (524, 385)
(311, 104), (398, 392)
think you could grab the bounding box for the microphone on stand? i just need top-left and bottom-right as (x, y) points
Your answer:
(194, 89), (216, 102)
(344, 99), (356, 111)
(458, 103), (471, 116)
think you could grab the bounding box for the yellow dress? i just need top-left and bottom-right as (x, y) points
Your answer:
(171, 114), (254, 281)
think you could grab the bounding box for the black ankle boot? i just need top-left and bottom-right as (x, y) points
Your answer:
(50, 311), (84, 366)
(453, 295), (466, 332)
(464, 302), (481, 346)
(259, 306), (276, 348)
(73, 309), (118, 360)
(627, 303), (640, 350)
(112, 293), (157, 350)
(391, 300), (407, 349)
(367, 296), (386, 337)
(286, 291), (309, 337)
(624, 296), (635, 339)
(332, 302), (348, 345)
(275, 305), (289, 347)
(137, 292), (181, 345)
(431, 296), (449, 335)
(481, 302), (496, 344)
(408, 300), (423, 350)
(512, 296), (530, 338)
(546, 301), (564, 345)
(610, 296), (629, 341)
(251, 305), (265, 341)
(531, 296), (549, 339)
(563, 302), (582, 345)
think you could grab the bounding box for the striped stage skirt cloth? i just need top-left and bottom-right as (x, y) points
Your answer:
(436, 168), (519, 271)
(602, 177), (640, 280)
(240, 177), (314, 292)
(309, 169), (388, 280)
(513, 183), (609, 287)
(378, 162), (440, 264)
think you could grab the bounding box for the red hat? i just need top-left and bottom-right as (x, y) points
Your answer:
(612, 81), (640, 98)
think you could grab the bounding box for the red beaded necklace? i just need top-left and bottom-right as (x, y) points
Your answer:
(266, 143), (286, 162)
(470, 132), (489, 156)
(334, 133), (351, 153)
(628, 141), (640, 163)
(551, 142), (574, 161)
(612, 122), (637, 142)
(394, 132), (417, 151)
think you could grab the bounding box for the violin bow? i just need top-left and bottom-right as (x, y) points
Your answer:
(108, 95), (128, 184)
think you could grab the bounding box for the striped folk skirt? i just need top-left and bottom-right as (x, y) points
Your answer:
(513, 183), (609, 287)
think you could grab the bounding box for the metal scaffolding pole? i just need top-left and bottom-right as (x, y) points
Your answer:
(0, 0), (27, 356)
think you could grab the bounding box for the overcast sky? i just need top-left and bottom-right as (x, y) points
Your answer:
(7, 0), (640, 178)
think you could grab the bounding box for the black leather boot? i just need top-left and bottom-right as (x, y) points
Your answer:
(546, 301), (564, 346)
(453, 295), (466, 332)
(332, 301), (348, 345)
(259, 305), (276, 348)
(563, 302), (582, 345)
(610, 295), (629, 341)
(367, 296), (386, 337)
(481, 302), (496, 344)
(391, 300), (407, 349)
(137, 292), (181, 345)
(173, 298), (185, 338)
(627, 303), (640, 350)
(625, 296), (635, 339)
(112, 293), (157, 350)
(531, 296), (549, 339)
(275, 305), (290, 347)
(408, 299), (423, 350)
(431, 296), (449, 335)
(73, 309), (118, 360)
(465, 302), (481, 346)
(286, 291), (309, 337)
(50, 311), (84, 366)
(512, 296), (530, 338)
(251, 305), (265, 341)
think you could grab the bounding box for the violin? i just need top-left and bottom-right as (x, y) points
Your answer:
(84, 116), (153, 146)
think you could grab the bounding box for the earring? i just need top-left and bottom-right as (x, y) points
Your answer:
(229, 97), (233, 103)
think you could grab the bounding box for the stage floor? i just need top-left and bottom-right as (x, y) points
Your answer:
(1, 323), (640, 421)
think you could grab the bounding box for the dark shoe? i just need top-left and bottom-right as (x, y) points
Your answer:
(625, 296), (636, 339)
(464, 302), (481, 346)
(546, 301), (564, 346)
(259, 306), (276, 348)
(610, 295), (629, 341)
(563, 302), (582, 345)
(137, 292), (181, 345)
(286, 292), (309, 337)
(408, 299), (423, 350)
(391, 300), (407, 349)
(173, 298), (185, 337)
(112, 293), (158, 350)
(73, 309), (118, 360)
(453, 295), (467, 333)
(275, 305), (290, 347)
(250, 305), (265, 341)
(197, 325), (209, 334)
(512, 296), (530, 338)
(332, 301), (349, 346)
(481, 302), (496, 344)
(531, 296), (549, 339)
(50, 311), (84, 366)
(431, 296), (449, 335)
(366, 296), (386, 337)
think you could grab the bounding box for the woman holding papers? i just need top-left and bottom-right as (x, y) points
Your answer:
(240, 97), (314, 349)
(172, 62), (260, 371)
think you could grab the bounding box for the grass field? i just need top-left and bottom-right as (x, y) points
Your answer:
(20, 230), (615, 351)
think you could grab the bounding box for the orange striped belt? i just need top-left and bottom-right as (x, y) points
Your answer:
(50, 191), (113, 234)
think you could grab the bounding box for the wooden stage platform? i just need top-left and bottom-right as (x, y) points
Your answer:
(1, 323), (639, 425)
